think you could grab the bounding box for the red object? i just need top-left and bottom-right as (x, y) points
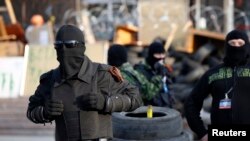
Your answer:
(165, 64), (173, 73)
(5, 23), (27, 43)
(236, 0), (243, 7)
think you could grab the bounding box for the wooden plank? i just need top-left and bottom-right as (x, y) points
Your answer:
(5, 0), (16, 24)
(113, 24), (138, 45)
(164, 23), (178, 51)
(190, 28), (225, 40)
(184, 28), (225, 53)
(0, 16), (7, 36)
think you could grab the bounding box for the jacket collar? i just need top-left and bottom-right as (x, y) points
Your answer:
(54, 56), (95, 87)
(77, 55), (95, 84)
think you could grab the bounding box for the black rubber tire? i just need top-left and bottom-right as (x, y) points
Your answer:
(170, 84), (193, 102)
(205, 56), (222, 68)
(176, 66), (208, 83)
(112, 106), (183, 140)
(192, 43), (215, 63)
(183, 57), (201, 70)
(113, 130), (191, 141)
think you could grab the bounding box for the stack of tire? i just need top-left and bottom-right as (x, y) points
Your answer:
(112, 106), (191, 141)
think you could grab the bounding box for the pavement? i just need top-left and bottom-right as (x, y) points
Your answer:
(0, 97), (209, 141)
(0, 97), (55, 141)
(0, 135), (54, 141)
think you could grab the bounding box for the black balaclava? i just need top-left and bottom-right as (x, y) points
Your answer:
(55, 25), (85, 79)
(223, 30), (250, 67)
(108, 44), (127, 67)
(146, 42), (165, 69)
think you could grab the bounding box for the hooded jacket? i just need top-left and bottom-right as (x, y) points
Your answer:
(185, 29), (250, 139)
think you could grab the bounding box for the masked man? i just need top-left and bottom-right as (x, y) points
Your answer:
(185, 29), (250, 141)
(27, 25), (142, 141)
(134, 42), (174, 107)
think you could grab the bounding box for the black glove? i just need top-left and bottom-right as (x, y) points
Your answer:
(154, 61), (169, 76)
(78, 93), (105, 111)
(44, 100), (64, 119)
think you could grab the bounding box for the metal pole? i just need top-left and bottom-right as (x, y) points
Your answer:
(224, 0), (234, 34)
(21, 0), (26, 26)
(5, 0), (17, 24)
(195, 0), (201, 29)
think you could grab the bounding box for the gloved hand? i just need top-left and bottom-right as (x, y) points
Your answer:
(77, 93), (105, 111)
(44, 100), (64, 119)
(154, 61), (169, 76)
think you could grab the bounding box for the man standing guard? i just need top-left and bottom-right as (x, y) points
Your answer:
(27, 24), (142, 141)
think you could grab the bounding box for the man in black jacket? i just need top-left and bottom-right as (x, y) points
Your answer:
(185, 29), (250, 141)
(27, 24), (142, 141)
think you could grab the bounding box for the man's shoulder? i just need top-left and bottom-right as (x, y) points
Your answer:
(93, 63), (111, 79)
(39, 69), (57, 82)
(206, 64), (224, 73)
(94, 63), (124, 82)
(96, 63), (111, 71)
(201, 64), (225, 80)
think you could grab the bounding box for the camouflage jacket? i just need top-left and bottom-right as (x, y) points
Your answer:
(120, 62), (162, 101)
(134, 60), (175, 107)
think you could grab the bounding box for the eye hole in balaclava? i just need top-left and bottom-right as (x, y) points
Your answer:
(223, 29), (250, 67)
(55, 24), (86, 79)
(146, 42), (166, 69)
(108, 44), (127, 67)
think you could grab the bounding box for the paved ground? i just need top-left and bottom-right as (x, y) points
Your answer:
(0, 135), (54, 141)
(0, 97), (210, 141)
(0, 97), (55, 141)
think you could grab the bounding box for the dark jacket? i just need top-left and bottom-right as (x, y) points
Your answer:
(27, 56), (142, 141)
(185, 62), (250, 138)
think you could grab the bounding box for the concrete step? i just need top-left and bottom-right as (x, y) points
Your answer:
(0, 129), (54, 136)
(0, 135), (54, 141)
(0, 97), (54, 136)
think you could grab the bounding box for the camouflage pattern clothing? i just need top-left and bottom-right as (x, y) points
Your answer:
(119, 62), (162, 102)
(134, 60), (174, 107)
